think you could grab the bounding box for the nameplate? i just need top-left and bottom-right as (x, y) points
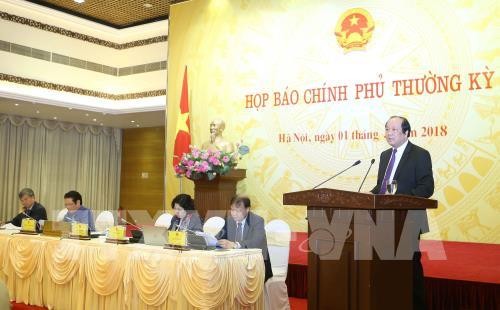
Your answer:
(168, 231), (187, 247)
(21, 218), (37, 232)
(108, 225), (126, 240)
(71, 223), (89, 237)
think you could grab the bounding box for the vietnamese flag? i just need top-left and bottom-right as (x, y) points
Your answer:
(173, 66), (191, 168)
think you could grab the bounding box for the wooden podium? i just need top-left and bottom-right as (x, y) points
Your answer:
(283, 188), (437, 310)
(193, 169), (246, 220)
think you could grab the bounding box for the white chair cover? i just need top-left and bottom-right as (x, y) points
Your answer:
(95, 210), (115, 232)
(0, 282), (10, 310)
(56, 208), (68, 222)
(203, 216), (225, 236)
(155, 213), (173, 228)
(264, 219), (291, 310)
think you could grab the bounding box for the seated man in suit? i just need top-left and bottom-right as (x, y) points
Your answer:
(217, 195), (273, 282)
(62, 190), (96, 232)
(371, 116), (434, 310)
(168, 193), (203, 232)
(7, 188), (47, 227)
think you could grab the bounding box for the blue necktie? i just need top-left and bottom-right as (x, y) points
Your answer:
(379, 148), (397, 194)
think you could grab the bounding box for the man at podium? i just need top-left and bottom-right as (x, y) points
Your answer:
(371, 116), (434, 310)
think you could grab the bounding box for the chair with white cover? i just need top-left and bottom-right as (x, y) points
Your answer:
(155, 213), (173, 228)
(95, 211), (115, 232)
(56, 208), (68, 221)
(203, 216), (225, 236)
(264, 219), (292, 310)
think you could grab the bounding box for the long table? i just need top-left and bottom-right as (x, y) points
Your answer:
(0, 231), (264, 309)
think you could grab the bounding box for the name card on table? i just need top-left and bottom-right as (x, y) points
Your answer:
(71, 223), (89, 237)
(108, 226), (126, 240)
(21, 218), (37, 233)
(168, 230), (187, 247)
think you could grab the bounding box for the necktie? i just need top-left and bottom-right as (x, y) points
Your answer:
(379, 148), (397, 194)
(235, 222), (243, 242)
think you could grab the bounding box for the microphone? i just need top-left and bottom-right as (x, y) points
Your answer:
(312, 160), (361, 189)
(64, 216), (76, 223)
(22, 211), (35, 220)
(119, 218), (142, 230)
(358, 159), (375, 192)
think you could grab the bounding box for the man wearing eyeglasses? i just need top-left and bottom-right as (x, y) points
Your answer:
(371, 115), (434, 310)
(6, 188), (47, 227)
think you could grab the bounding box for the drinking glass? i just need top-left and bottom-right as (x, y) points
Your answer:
(387, 180), (398, 195)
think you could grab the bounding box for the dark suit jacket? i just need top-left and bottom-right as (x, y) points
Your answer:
(218, 211), (273, 281)
(168, 212), (203, 232)
(8, 202), (47, 227)
(371, 141), (434, 233)
(371, 141), (434, 198)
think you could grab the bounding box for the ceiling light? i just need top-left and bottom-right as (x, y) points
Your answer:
(92, 118), (97, 122)
(85, 113), (89, 117)
(14, 103), (19, 106)
(53, 116), (57, 120)
(68, 107), (72, 110)
(36, 110), (40, 114)
(143, 3), (152, 8)
(136, 124), (140, 127)
(74, 0), (85, 4)
(131, 120), (135, 123)
(100, 123), (103, 126)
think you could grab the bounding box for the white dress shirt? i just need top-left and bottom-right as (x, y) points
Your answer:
(388, 139), (409, 183)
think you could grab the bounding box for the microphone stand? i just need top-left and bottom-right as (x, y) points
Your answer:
(312, 160), (361, 189)
(358, 159), (376, 192)
(119, 218), (142, 231)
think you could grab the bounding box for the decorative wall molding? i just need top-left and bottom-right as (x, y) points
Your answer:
(0, 73), (166, 100)
(0, 11), (168, 49)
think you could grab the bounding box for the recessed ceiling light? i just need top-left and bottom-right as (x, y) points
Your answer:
(92, 118), (97, 122)
(74, 0), (85, 4)
(143, 3), (152, 8)
(136, 124), (140, 127)
(85, 113), (89, 117)
(53, 116), (57, 120)
(14, 103), (19, 106)
(100, 123), (103, 126)
(36, 110), (40, 114)
(131, 120), (135, 123)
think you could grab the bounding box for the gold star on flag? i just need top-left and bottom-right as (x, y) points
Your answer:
(176, 112), (189, 134)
